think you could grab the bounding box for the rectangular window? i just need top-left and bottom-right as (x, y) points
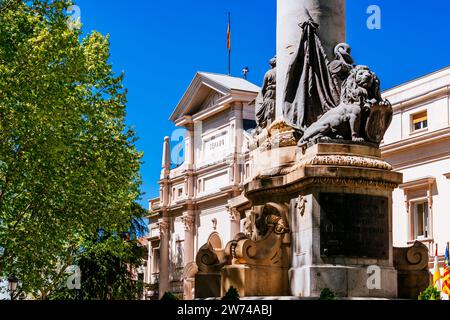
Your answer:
(177, 188), (183, 197)
(245, 163), (250, 178)
(412, 111), (428, 132)
(413, 201), (429, 239)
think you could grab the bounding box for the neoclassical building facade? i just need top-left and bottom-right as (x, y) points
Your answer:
(143, 67), (450, 299)
(381, 66), (450, 258)
(145, 72), (259, 299)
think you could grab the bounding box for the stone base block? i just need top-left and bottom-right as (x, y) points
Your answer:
(221, 265), (289, 297)
(195, 273), (221, 298)
(397, 270), (431, 299)
(289, 265), (397, 298)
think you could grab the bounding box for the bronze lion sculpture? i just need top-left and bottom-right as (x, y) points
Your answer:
(299, 65), (392, 146)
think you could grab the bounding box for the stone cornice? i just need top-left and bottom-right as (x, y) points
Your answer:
(399, 176), (436, 191)
(388, 85), (450, 113)
(245, 152), (402, 203)
(381, 127), (450, 157)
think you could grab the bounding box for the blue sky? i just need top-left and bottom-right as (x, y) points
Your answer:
(74, 0), (450, 207)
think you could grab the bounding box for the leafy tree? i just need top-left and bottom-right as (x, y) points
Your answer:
(0, 0), (142, 299)
(50, 204), (148, 300)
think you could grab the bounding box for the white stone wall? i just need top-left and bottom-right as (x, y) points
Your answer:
(383, 97), (449, 145)
(196, 201), (230, 253)
(169, 217), (185, 282)
(195, 110), (233, 169)
(392, 158), (450, 250)
(383, 67), (450, 255)
(383, 67), (450, 145)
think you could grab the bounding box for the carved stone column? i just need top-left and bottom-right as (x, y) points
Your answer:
(147, 241), (152, 285)
(184, 120), (195, 169)
(276, 0), (345, 118)
(232, 103), (244, 196)
(182, 212), (195, 264)
(229, 208), (241, 239)
(160, 136), (171, 207)
(158, 218), (170, 298)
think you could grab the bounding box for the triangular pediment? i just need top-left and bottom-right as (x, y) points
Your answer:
(196, 90), (225, 114)
(169, 72), (259, 123)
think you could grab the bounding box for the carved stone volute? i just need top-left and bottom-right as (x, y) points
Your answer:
(230, 203), (290, 267)
(394, 241), (429, 271)
(195, 232), (228, 273)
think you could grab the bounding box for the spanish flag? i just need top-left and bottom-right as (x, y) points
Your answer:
(433, 244), (442, 289)
(442, 243), (450, 295)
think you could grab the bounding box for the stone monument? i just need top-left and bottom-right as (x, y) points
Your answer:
(237, 0), (401, 298)
(194, 0), (428, 299)
(221, 203), (291, 297)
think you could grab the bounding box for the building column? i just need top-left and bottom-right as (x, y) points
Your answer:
(229, 208), (241, 239)
(147, 241), (152, 285)
(184, 121), (196, 205)
(182, 211), (195, 264)
(184, 120), (195, 170)
(161, 136), (171, 207)
(232, 103), (244, 196)
(158, 218), (170, 298)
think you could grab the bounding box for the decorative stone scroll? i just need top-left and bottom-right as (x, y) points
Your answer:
(195, 232), (228, 298)
(195, 232), (227, 273)
(230, 203), (290, 267)
(394, 241), (431, 299)
(394, 241), (430, 272)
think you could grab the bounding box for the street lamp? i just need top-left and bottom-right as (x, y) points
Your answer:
(7, 274), (18, 300)
(242, 67), (249, 79)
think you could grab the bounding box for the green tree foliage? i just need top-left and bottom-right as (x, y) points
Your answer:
(0, 0), (142, 299)
(418, 286), (441, 300)
(160, 291), (180, 301)
(222, 286), (240, 300)
(319, 288), (336, 300)
(50, 204), (148, 300)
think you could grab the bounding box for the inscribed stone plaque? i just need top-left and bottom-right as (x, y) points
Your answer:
(320, 193), (389, 259)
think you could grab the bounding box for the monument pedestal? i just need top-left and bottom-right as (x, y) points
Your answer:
(195, 273), (221, 298)
(245, 141), (403, 298)
(289, 265), (398, 298)
(221, 264), (289, 297)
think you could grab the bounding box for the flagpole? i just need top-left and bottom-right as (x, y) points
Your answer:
(228, 12), (231, 76)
